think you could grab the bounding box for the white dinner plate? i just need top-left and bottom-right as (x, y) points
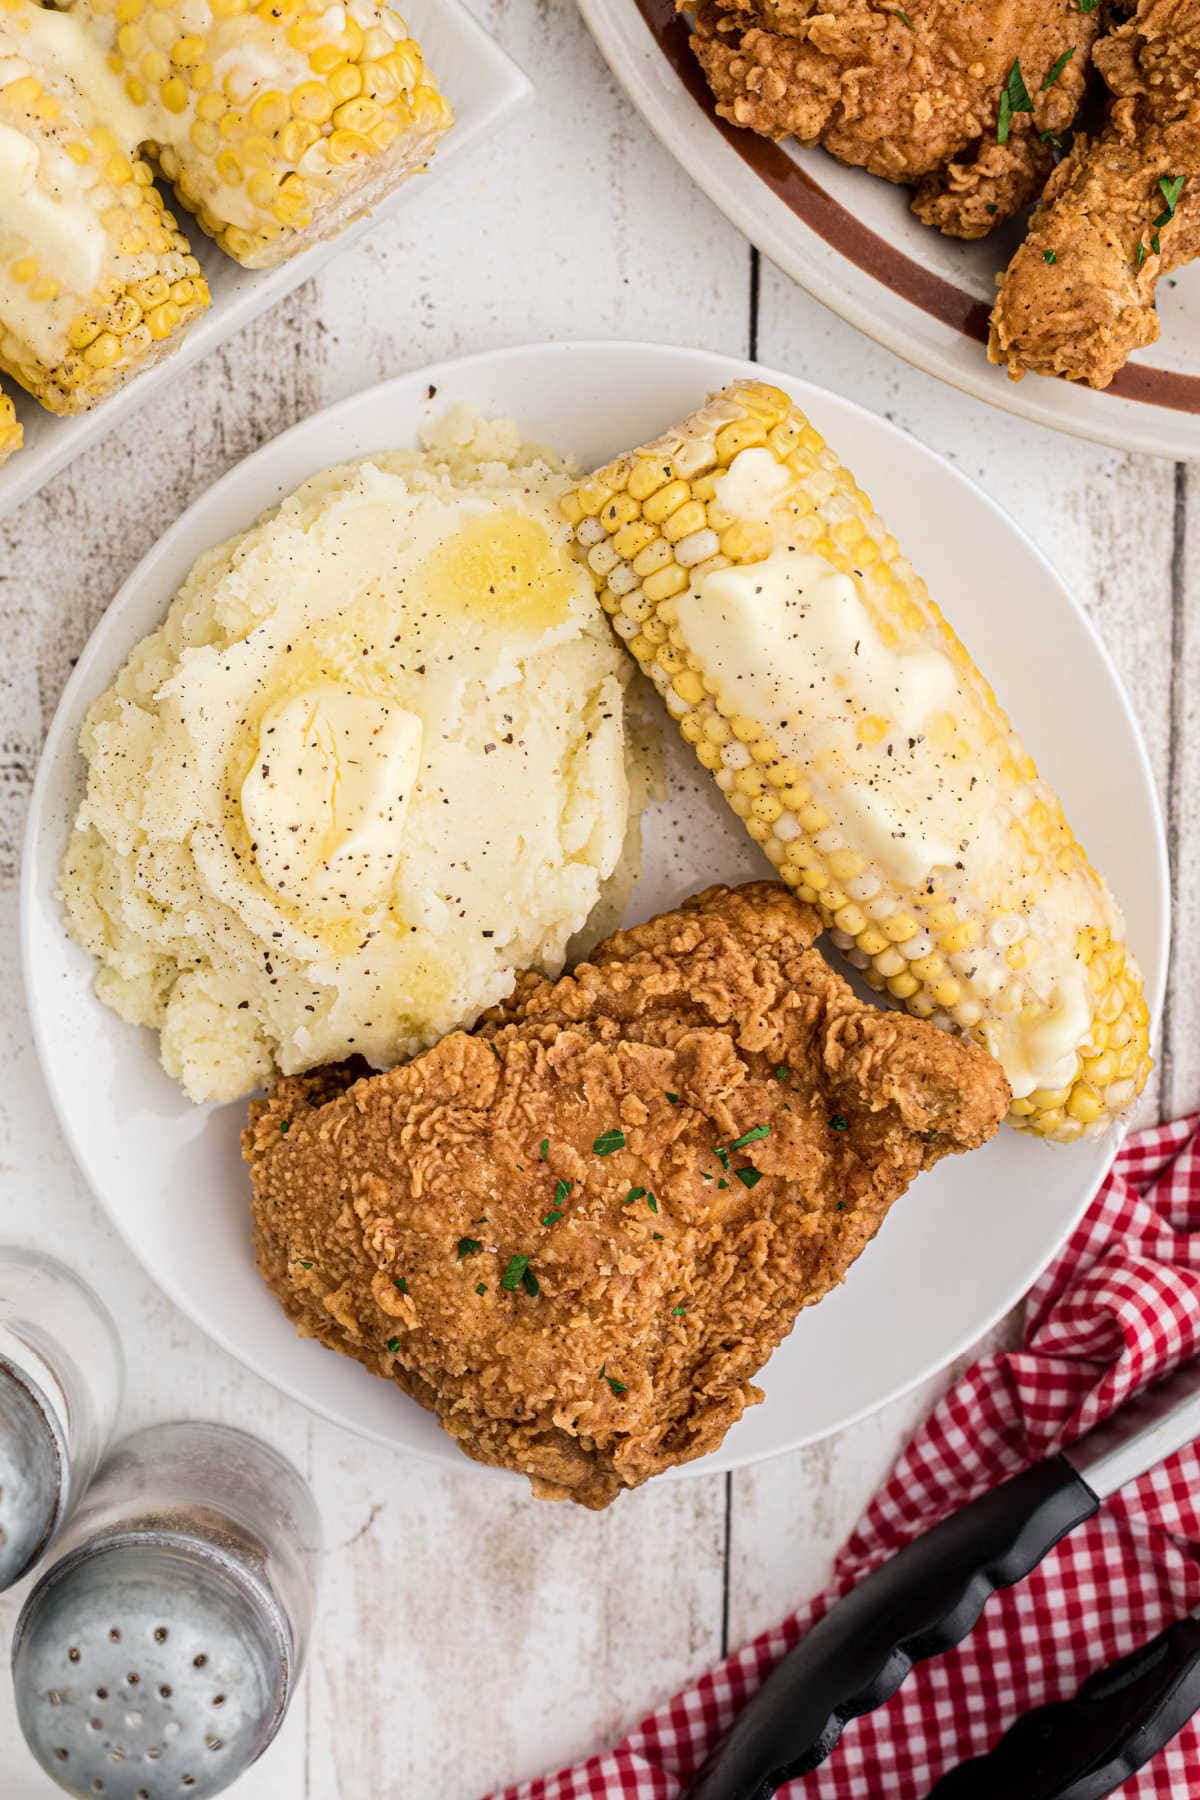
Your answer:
(0, 0), (532, 518)
(22, 340), (1170, 1487)
(578, 0), (1200, 461)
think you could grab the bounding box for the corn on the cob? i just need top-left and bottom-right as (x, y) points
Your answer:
(0, 386), (21, 464)
(71, 0), (454, 271)
(0, 0), (208, 414)
(562, 382), (1151, 1143)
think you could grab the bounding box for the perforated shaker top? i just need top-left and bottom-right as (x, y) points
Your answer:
(13, 1539), (292, 1800)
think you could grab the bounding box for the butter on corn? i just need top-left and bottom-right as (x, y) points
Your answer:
(71, 0), (454, 271)
(0, 386), (21, 464)
(562, 382), (1151, 1143)
(0, 0), (208, 415)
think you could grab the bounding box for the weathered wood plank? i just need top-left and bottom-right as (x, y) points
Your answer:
(1164, 466), (1198, 1119)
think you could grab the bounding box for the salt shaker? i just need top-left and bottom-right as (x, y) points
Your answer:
(12, 1421), (322, 1799)
(0, 1245), (123, 1592)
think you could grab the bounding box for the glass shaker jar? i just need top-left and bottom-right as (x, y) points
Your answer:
(13, 1420), (321, 1799)
(0, 1245), (123, 1591)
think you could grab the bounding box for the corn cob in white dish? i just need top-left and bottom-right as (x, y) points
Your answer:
(0, 386), (21, 463)
(0, 0), (208, 414)
(70, 0), (454, 271)
(562, 381), (1151, 1144)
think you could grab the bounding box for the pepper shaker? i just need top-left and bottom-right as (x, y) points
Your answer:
(0, 1246), (123, 1592)
(12, 1420), (321, 1799)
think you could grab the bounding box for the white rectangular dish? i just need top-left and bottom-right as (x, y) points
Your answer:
(0, 0), (532, 519)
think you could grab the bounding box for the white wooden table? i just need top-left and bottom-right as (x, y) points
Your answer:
(0, 3), (1194, 1794)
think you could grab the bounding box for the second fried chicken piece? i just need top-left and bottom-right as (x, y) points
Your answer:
(990, 0), (1200, 387)
(684, 0), (1098, 238)
(246, 884), (1008, 1509)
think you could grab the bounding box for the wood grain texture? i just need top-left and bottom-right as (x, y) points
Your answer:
(0, 1), (1189, 1794)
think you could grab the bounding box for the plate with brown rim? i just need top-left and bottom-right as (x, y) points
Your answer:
(578, 0), (1200, 460)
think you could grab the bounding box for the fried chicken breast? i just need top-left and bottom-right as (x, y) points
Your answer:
(990, 0), (1200, 387)
(245, 884), (1009, 1508)
(684, 0), (1099, 237)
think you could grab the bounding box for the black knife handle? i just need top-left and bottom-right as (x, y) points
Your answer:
(929, 1612), (1200, 1800)
(684, 1455), (1099, 1800)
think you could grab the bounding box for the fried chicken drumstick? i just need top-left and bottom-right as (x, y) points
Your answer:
(684, 0), (1099, 238)
(246, 884), (1008, 1508)
(990, 0), (1200, 387)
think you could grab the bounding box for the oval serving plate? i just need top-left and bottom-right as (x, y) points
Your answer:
(578, 0), (1200, 461)
(22, 340), (1169, 1484)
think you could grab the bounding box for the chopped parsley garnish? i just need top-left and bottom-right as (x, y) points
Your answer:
(647, 1193), (659, 1214)
(730, 1124), (770, 1151)
(652, 1232), (663, 1241)
(488, 1041), (502, 1061)
(1041, 47), (1075, 88)
(600, 1364), (627, 1395)
(735, 1166), (763, 1189)
(299, 1260), (312, 1269)
(542, 1178), (570, 1226)
(522, 1267), (540, 1297)
(457, 1237), (482, 1260)
(714, 1145), (730, 1171)
(891, 7), (912, 24)
(718, 1179), (729, 1190)
(1043, 248), (1057, 263)
(774, 1065), (790, 1082)
(280, 1120), (290, 1135)
(500, 1253), (531, 1291)
(831, 1114), (849, 1132)
(593, 1128), (626, 1156)
(625, 1186), (647, 1205)
(540, 1137), (549, 1161)
(836, 1202), (847, 1212)
(386, 1337), (400, 1353)
(393, 1276), (408, 1293)
(672, 1305), (687, 1316)
(666, 1092), (679, 1105)
(1152, 232), (1162, 255)
(1156, 175), (1185, 225)
(476, 1282), (487, 1295)
(997, 59), (1033, 143)
(1138, 240), (1148, 267)
(1079, 0), (1097, 11)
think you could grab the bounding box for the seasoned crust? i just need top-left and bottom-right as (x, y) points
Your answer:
(245, 882), (1009, 1508)
(684, 0), (1098, 237)
(989, 0), (1200, 386)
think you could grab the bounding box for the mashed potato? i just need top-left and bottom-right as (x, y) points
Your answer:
(61, 409), (646, 1104)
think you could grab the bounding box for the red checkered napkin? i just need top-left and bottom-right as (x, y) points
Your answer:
(485, 1116), (1200, 1800)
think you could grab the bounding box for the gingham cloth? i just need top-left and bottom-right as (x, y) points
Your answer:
(486, 1115), (1200, 1800)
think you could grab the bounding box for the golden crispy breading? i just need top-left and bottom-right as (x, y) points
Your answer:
(685, 0), (1098, 237)
(990, 0), (1200, 387)
(245, 884), (1009, 1509)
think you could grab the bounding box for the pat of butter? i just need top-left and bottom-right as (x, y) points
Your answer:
(678, 547), (967, 886)
(241, 683), (422, 920)
(713, 446), (794, 525)
(0, 122), (36, 193)
(986, 978), (1093, 1101)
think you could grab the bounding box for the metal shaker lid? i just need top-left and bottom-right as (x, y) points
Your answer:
(13, 1538), (292, 1799)
(0, 1354), (66, 1593)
